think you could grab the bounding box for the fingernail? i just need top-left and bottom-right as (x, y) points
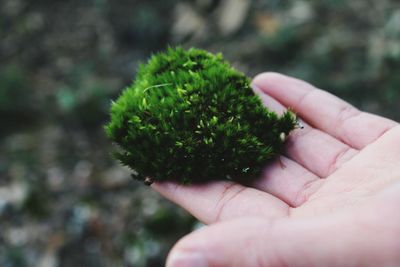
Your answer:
(166, 251), (208, 267)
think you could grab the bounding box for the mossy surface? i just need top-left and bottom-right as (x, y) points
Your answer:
(105, 47), (296, 184)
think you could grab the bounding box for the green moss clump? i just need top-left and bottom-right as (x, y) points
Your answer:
(105, 47), (296, 184)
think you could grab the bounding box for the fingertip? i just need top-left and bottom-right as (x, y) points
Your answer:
(166, 251), (208, 267)
(150, 180), (163, 191)
(251, 72), (290, 89)
(252, 72), (316, 98)
(166, 227), (210, 267)
(166, 218), (280, 267)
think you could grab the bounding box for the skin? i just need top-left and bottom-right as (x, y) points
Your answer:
(152, 73), (400, 267)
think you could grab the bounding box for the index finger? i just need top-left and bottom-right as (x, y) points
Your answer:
(152, 181), (289, 224)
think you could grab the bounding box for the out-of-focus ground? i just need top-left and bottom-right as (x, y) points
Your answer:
(1, 0), (399, 266)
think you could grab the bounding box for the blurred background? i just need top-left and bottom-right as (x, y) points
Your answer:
(1, 0), (399, 266)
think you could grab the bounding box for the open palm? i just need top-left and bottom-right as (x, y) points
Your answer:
(153, 73), (400, 267)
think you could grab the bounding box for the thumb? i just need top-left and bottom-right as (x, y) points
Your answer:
(166, 213), (393, 267)
(166, 217), (296, 267)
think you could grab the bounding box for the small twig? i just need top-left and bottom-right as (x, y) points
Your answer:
(295, 118), (305, 129)
(143, 83), (173, 93)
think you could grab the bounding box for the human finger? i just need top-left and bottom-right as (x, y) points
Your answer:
(252, 72), (398, 149)
(152, 181), (289, 224)
(252, 156), (323, 207)
(254, 87), (358, 177)
(167, 209), (398, 267)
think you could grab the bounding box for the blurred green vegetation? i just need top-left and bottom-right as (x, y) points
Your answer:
(1, 0), (399, 266)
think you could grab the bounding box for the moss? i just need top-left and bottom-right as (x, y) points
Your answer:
(105, 47), (297, 184)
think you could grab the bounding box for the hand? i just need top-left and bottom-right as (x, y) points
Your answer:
(153, 73), (400, 267)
